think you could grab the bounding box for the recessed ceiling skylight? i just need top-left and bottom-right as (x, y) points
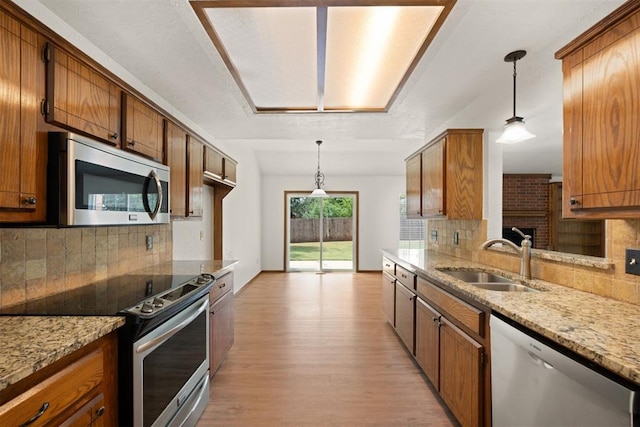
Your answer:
(191, 1), (456, 113)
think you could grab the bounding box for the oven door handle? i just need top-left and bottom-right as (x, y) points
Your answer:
(136, 298), (208, 354)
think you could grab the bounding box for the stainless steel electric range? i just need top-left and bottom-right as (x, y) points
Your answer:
(0, 272), (215, 427)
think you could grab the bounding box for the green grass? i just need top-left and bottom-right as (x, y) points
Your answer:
(289, 241), (353, 261)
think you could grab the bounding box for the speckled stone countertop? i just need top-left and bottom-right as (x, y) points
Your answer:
(0, 316), (124, 391)
(0, 260), (237, 393)
(382, 249), (640, 386)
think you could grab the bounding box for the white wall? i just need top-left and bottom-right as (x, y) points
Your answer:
(172, 187), (213, 260)
(261, 175), (404, 271)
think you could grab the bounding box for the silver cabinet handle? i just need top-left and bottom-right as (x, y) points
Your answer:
(20, 402), (49, 427)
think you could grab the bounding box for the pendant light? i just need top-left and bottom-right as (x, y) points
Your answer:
(496, 50), (536, 144)
(309, 140), (329, 197)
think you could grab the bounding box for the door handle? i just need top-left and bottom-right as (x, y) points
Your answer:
(148, 169), (163, 220)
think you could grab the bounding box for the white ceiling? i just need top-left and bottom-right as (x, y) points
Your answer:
(21, 0), (626, 177)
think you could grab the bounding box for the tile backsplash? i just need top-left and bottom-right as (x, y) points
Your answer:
(427, 219), (640, 306)
(0, 224), (172, 307)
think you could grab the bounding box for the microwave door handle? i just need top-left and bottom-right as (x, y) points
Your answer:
(148, 169), (162, 220)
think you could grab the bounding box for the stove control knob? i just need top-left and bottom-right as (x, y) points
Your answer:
(196, 274), (213, 284)
(141, 302), (154, 314)
(152, 298), (164, 308)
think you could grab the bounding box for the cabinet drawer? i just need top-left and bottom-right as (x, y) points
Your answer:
(416, 276), (484, 337)
(382, 258), (395, 276)
(210, 272), (233, 303)
(0, 349), (103, 426)
(395, 265), (415, 289)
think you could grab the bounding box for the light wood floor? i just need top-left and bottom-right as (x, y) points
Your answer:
(198, 272), (457, 426)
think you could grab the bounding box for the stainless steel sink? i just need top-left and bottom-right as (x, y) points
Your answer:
(439, 269), (539, 292)
(441, 269), (514, 283)
(470, 283), (537, 292)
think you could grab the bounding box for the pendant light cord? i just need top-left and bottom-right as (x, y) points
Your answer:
(512, 59), (517, 118)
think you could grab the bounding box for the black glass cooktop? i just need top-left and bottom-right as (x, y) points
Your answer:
(0, 274), (199, 316)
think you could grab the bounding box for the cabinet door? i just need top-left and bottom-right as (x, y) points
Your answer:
(123, 93), (163, 161)
(422, 139), (445, 217)
(45, 44), (120, 146)
(578, 28), (640, 210)
(204, 147), (224, 179)
(0, 14), (38, 210)
(394, 282), (415, 354)
(224, 159), (237, 184)
(405, 153), (422, 218)
(210, 290), (234, 375)
(439, 317), (483, 427)
(60, 393), (106, 427)
(415, 298), (440, 389)
(381, 272), (395, 326)
(165, 120), (187, 217)
(187, 136), (204, 217)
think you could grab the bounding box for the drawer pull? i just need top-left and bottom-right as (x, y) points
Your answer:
(20, 402), (49, 427)
(220, 283), (226, 288)
(96, 406), (106, 418)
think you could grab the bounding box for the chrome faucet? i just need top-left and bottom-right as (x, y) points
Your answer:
(480, 227), (532, 280)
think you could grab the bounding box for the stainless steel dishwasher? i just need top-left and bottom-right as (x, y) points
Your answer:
(490, 314), (639, 426)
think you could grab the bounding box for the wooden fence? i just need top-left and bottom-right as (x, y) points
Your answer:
(290, 218), (353, 243)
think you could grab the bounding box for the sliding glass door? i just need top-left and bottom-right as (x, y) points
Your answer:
(286, 192), (357, 272)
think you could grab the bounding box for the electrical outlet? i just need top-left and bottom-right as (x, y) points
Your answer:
(625, 248), (640, 275)
(146, 235), (153, 251)
(430, 230), (437, 242)
(453, 231), (459, 245)
(199, 231), (205, 241)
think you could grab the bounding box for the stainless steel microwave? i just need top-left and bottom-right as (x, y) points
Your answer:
(47, 132), (170, 226)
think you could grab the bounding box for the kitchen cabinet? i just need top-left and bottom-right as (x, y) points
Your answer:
(209, 272), (234, 375)
(187, 136), (204, 217)
(165, 122), (203, 218)
(415, 275), (486, 427)
(44, 43), (120, 146)
(405, 153), (422, 218)
(382, 271), (395, 326)
(122, 92), (164, 161)
(165, 120), (187, 217)
(556, 2), (640, 219)
(405, 129), (483, 219)
(204, 146), (237, 186)
(0, 11), (38, 211)
(0, 332), (118, 426)
(415, 298), (440, 388)
(395, 281), (416, 354)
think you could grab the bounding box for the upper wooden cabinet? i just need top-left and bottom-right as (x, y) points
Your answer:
(44, 43), (121, 146)
(0, 10), (38, 212)
(165, 120), (187, 217)
(406, 129), (483, 219)
(187, 136), (204, 217)
(165, 121), (203, 218)
(557, 2), (640, 219)
(204, 146), (237, 186)
(122, 92), (164, 162)
(406, 153), (422, 218)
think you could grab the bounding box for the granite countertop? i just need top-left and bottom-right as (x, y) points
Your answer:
(0, 316), (124, 391)
(382, 249), (640, 386)
(0, 260), (238, 394)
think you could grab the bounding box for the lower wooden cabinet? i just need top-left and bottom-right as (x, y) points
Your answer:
(210, 272), (235, 375)
(415, 298), (440, 388)
(439, 316), (484, 427)
(382, 271), (395, 327)
(0, 332), (117, 427)
(395, 282), (416, 354)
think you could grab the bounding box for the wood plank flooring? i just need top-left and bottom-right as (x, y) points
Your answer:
(198, 272), (457, 426)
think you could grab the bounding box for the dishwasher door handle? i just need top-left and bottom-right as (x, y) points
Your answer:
(527, 351), (555, 369)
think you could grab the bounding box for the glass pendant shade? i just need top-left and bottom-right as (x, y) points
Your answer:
(496, 116), (536, 144)
(310, 187), (329, 197)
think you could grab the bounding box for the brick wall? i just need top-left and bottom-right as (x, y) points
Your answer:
(503, 174), (551, 250)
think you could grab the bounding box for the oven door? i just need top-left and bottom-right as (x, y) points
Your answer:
(133, 295), (210, 427)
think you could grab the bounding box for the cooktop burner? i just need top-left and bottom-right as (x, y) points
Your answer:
(0, 273), (211, 317)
